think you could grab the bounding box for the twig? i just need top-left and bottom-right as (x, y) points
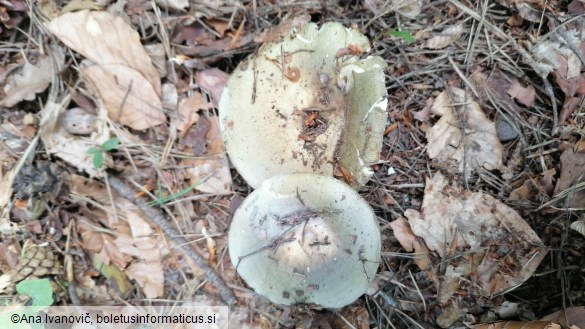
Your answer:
(107, 176), (236, 305)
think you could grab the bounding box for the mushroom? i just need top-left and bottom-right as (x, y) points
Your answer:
(228, 173), (381, 308)
(219, 22), (387, 189)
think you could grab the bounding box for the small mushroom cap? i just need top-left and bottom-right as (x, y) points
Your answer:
(219, 22), (387, 189)
(228, 173), (381, 308)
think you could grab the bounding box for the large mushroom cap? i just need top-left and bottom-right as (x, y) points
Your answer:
(228, 173), (381, 308)
(219, 22), (387, 189)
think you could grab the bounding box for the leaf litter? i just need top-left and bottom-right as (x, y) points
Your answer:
(46, 10), (165, 130)
(426, 87), (504, 174)
(1, 0), (584, 327)
(391, 173), (547, 327)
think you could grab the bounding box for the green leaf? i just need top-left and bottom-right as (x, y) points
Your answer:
(16, 279), (54, 307)
(101, 137), (120, 151)
(387, 29), (414, 44)
(92, 151), (104, 169)
(87, 147), (100, 155)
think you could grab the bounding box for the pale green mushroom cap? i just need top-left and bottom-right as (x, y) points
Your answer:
(228, 173), (381, 308)
(219, 22), (387, 189)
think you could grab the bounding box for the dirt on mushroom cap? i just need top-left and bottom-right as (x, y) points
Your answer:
(228, 173), (381, 308)
(219, 22), (387, 189)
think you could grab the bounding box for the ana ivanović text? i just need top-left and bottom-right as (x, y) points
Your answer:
(11, 312), (218, 325)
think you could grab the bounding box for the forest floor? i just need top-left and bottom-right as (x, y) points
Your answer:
(1, 0), (585, 328)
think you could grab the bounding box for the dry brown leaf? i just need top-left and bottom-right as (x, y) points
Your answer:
(207, 19), (229, 36)
(70, 174), (165, 298)
(115, 235), (160, 262)
(542, 306), (585, 329)
(393, 0), (422, 18)
(46, 10), (160, 94)
(509, 169), (556, 201)
(424, 24), (464, 49)
(507, 79), (536, 107)
(181, 116), (232, 194)
(183, 156), (232, 195)
(364, 0), (421, 18)
(78, 218), (105, 253)
(144, 43), (168, 78)
(427, 88), (503, 174)
(161, 83), (178, 110)
(125, 261), (164, 298)
(571, 216), (585, 237)
(506, 14), (524, 26)
(175, 93), (211, 134)
(47, 10), (165, 130)
(388, 217), (434, 281)
(40, 101), (111, 177)
(473, 321), (560, 329)
(82, 63), (165, 130)
(397, 173), (547, 326)
(195, 68), (229, 107)
(205, 115), (225, 154)
(0, 56), (53, 107)
(100, 235), (132, 269)
(530, 25), (585, 123)
(154, 0), (188, 10)
(553, 147), (585, 208)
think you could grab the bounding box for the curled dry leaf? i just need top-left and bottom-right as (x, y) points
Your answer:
(70, 174), (166, 298)
(40, 101), (111, 177)
(571, 216), (585, 237)
(541, 306), (585, 329)
(531, 24), (585, 123)
(509, 169), (556, 201)
(46, 10), (160, 93)
(144, 43), (168, 78)
(182, 116), (232, 195)
(427, 88), (503, 174)
(364, 0), (421, 18)
(195, 68), (229, 107)
(47, 10), (165, 130)
(392, 173), (547, 327)
(154, 0), (188, 11)
(553, 147), (585, 208)
(125, 261), (164, 298)
(175, 93), (211, 134)
(424, 24), (464, 49)
(473, 321), (561, 329)
(0, 47), (63, 107)
(507, 79), (536, 107)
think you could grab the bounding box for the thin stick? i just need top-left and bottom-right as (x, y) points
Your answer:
(107, 176), (236, 305)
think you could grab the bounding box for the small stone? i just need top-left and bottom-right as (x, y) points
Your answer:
(496, 115), (518, 142)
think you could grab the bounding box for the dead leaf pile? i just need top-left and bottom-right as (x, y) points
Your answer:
(46, 10), (165, 130)
(531, 20), (585, 125)
(39, 101), (111, 177)
(70, 174), (165, 298)
(390, 173), (548, 327)
(0, 53), (57, 107)
(426, 88), (503, 174)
